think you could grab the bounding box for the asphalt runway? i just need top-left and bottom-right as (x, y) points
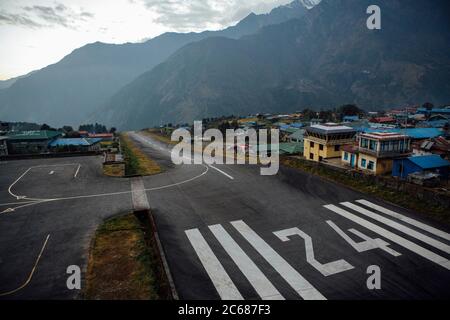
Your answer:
(130, 132), (450, 300)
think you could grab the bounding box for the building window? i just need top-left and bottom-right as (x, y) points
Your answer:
(310, 142), (315, 148)
(310, 153), (314, 160)
(344, 152), (349, 161)
(319, 144), (324, 151)
(319, 156), (323, 162)
(368, 161), (375, 171)
(361, 158), (367, 168)
(369, 140), (377, 151)
(335, 145), (340, 152)
(361, 138), (369, 149)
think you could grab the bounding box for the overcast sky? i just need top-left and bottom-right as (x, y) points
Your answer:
(0, 0), (293, 80)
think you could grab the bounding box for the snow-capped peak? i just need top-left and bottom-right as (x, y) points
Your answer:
(299, 0), (322, 10)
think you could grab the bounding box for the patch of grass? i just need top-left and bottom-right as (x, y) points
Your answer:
(282, 157), (450, 224)
(103, 163), (125, 177)
(84, 213), (160, 300)
(120, 133), (162, 176)
(142, 129), (178, 145)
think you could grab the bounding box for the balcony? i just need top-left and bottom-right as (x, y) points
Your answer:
(358, 147), (411, 159)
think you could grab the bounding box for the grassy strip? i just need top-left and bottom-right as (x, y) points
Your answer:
(84, 214), (160, 300)
(281, 157), (450, 224)
(142, 129), (178, 145)
(120, 133), (162, 176)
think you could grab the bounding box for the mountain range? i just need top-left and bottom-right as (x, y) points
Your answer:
(1, 0), (450, 130)
(0, 0), (312, 127)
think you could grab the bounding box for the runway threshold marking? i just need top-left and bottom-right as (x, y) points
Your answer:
(185, 228), (243, 300)
(0, 234), (50, 297)
(356, 199), (450, 241)
(209, 224), (285, 300)
(208, 165), (234, 180)
(341, 202), (450, 254)
(324, 204), (450, 270)
(231, 220), (326, 300)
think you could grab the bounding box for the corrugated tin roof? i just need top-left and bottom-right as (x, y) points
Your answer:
(49, 138), (102, 147)
(364, 128), (443, 139)
(408, 155), (450, 169)
(7, 130), (62, 140)
(289, 129), (305, 140)
(307, 125), (356, 135)
(279, 143), (303, 155)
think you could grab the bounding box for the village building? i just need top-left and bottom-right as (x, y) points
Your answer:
(356, 132), (411, 175)
(304, 124), (356, 162)
(6, 130), (62, 154)
(88, 133), (114, 142)
(48, 138), (102, 152)
(392, 155), (450, 181)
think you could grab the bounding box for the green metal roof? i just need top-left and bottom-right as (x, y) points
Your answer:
(282, 128), (299, 134)
(279, 143), (304, 155)
(7, 130), (62, 140)
(289, 129), (305, 140)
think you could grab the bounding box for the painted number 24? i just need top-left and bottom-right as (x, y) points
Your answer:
(273, 220), (400, 278)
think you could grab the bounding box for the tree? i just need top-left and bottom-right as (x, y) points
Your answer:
(423, 102), (434, 111)
(338, 104), (364, 117)
(40, 123), (53, 131)
(62, 126), (74, 133)
(109, 127), (117, 134)
(302, 108), (317, 121)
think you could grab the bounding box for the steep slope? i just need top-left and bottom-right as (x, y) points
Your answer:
(0, 33), (206, 126)
(0, 0), (313, 126)
(98, 0), (450, 130)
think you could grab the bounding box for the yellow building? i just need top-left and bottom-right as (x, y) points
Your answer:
(304, 124), (357, 162)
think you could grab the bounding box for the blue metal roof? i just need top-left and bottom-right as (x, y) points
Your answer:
(417, 108), (450, 114)
(408, 155), (450, 169)
(290, 123), (304, 128)
(363, 128), (443, 139)
(49, 138), (102, 147)
(343, 116), (359, 121)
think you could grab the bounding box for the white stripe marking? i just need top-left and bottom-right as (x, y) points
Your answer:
(324, 205), (450, 270)
(8, 168), (32, 199)
(49, 171), (55, 175)
(231, 220), (326, 300)
(74, 164), (81, 178)
(185, 228), (243, 300)
(208, 165), (234, 180)
(341, 202), (450, 254)
(356, 199), (450, 241)
(209, 224), (284, 300)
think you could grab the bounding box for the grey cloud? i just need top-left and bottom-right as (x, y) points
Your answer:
(0, 3), (94, 29)
(135, 0), (291, 31)
(0, 12), (43, 28)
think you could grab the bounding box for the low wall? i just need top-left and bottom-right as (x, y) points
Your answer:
(0, 151), (101, 161)
(134, 209), (178, 300)
(283, 156), (450, 210)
